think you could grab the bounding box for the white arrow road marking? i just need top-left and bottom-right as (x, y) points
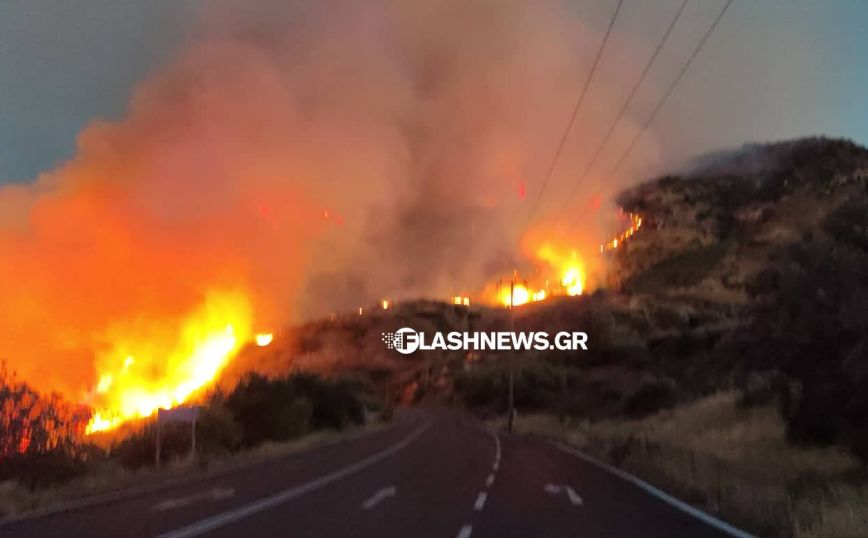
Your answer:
(565, 486), (583, 506)
(544, 483), (583, 506)
(156, 422), (430, 538)
(361, 486), (397, 510)
(151, 488), (235, 512)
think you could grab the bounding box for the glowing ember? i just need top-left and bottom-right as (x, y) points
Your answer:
(255, 333), (274, 347)
(85, 290), (252, 434)
(381, 299), (390, 310)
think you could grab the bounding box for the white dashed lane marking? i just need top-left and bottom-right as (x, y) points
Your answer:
(454, 427), (499, 538)
(474, 491), (488, 511)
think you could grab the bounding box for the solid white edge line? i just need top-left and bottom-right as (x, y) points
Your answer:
(156, 422), (431, 538)
(473, 491), (487, 511)
(553, 441), (756, 538)
(457, 523), (473, 538)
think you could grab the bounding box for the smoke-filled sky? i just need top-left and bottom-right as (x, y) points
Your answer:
(0, 0), (867, 400)
(2, 0), (867, 184)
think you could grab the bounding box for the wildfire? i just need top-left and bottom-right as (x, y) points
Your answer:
(537, 245), (586, 297)
(486, 245), (587, 308)
(601, 211), (642, 252)
(452, 296), (471, 306)
(562, 267), (583, 296)
(255, 333), (274, 347)
(498, 282), (531, 307)
(85, 290), (253, 434)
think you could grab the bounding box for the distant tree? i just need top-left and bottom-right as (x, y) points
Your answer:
(0, 363), (90, 459)
(0, 362), (94, 485)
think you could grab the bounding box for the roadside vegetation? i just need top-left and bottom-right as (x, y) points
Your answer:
(0, 371), (373, 518)
(498, 392), (867, 538)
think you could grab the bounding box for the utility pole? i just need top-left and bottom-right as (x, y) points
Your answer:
(155, 418), (161, 467)
(498, 272), (525, 434)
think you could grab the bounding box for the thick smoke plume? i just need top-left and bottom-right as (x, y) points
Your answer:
(1, 0), (660, 401)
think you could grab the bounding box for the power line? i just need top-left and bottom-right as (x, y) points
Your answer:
(566, 0), (735, 235)
(521, 0), (625, 231)
(548, 0), (690, 232)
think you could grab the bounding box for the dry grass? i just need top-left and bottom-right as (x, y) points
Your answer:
(499, 392), (868, 537)
(0, 419), (388, 521)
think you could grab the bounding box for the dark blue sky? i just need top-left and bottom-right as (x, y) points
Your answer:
(0, 1), (198, 182)
(1, 0), (866, 183)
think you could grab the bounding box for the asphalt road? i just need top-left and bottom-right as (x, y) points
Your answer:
(0, 409), (749, 538)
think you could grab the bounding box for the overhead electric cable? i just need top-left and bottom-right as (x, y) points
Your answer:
(566, 0), (735, 235)
(547, 0), (690, 232)
(521, 0), (625, 231)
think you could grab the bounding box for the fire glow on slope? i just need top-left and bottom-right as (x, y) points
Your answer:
(490, 245), (586, 307)
(86, 290), (253, 434)
(538, 245), (585, 297)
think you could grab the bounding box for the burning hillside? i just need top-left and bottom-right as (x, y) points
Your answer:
(1, 0), (668, 433)
(3, 0), (777, 436)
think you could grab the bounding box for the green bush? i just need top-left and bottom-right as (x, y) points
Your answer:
(0, 447), (96, 488)
(196, 399), (244, 455)
(107, 372), (365, 467)
(455, 361), (569, 413)
(454, 366), (508, 411)
(225, 372), (363, 448)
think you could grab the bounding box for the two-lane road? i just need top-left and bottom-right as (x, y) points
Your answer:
(0, 409), (751, 537)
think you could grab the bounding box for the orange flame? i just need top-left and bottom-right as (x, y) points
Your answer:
(537, 245), (585, 297)
(601, 211), (643, 252)
(498, 283), (531, 307)
(85, 290), (253, 434)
